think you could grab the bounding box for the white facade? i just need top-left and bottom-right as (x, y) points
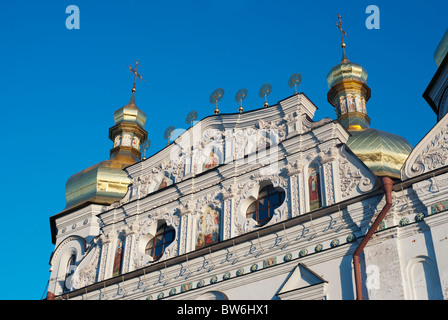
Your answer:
(46, 89), (448, 300)
(46, 31), (448, 299)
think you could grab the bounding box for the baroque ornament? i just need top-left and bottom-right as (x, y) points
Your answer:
(405, 122), (448, 179)
(339, 157), (373, 197)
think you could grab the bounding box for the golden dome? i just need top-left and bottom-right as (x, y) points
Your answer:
(326, 15), (412, 179)
(347, 128), (412, 179)
(64, 92), (147, 211)
(326, 50), (411, 179)
(113, 92), (147, 127)
(326, 59), (368, 89)
(65, 158), (133, 209)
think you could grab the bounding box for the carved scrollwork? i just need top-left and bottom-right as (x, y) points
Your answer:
(403, 120), (448, 180)
(411, 124), (448, 175)
(339, 157), (373, 197)
(285, 159), (304, 176)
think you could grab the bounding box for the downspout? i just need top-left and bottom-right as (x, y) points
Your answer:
(353, 176), (394, 300)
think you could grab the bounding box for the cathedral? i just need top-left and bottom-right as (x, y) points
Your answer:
(45, 22), (448, 300)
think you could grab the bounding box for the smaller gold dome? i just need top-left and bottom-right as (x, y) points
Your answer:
(64, 92), (147, 211)
(113, 92), (147, 128)
(327, 59), (368, 89)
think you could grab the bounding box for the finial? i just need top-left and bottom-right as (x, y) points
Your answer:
(288, 73), (302, 94)
(127, 59), (145, 93)
(186, 110), (198, 127)
(209, 88), (224, 115)
(258, 83), (272, 108)
(163, 126), (175, 146)
(140, 139), (151, 160)
(336, 14), (349, 62)
(235, 88), (248, 114)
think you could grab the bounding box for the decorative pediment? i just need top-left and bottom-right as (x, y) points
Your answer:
(402, 113), (448, 180)
(277, 263), (328, 300)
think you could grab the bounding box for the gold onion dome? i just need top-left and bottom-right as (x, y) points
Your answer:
(326, 57), (412, 179)
(347, 129), (413, 179)
(327, 16), (411, 179)
(65, 92), (148, 210)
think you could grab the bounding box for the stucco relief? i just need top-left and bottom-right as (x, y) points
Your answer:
(339, 155), (374, 198)
(402, 119), (448, 180)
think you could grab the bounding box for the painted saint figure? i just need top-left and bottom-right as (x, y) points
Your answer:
(340, 96), (347, 115)
(132, 136), (140, 150)
(114, 135), (121, 147)
(347, 95), (355, 112)
(204, 151), (218, 170)
(112, 236), (124, 277)
(308, 164), (322, 211)
(158, 177), (168, 190)
(355, 95), (362, 113)
(122, 134), (132, 146)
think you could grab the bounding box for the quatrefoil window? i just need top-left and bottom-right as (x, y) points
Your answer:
(246, 184), (285, 226)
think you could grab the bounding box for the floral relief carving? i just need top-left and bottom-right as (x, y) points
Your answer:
(339, 157), (373, 197)
(285, 159), (304, 176)
(324, 162), (335, 206)
(409, 123), (448, 177)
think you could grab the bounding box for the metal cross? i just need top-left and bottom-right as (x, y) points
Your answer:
(336, 14), (348, 46)
(336, 14), (348, 60)
(128, 59), (144, 92)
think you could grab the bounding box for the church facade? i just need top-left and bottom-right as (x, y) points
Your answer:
(45, 27), (448, 300)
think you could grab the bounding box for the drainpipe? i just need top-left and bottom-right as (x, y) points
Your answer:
(46, 291), (55, 300)
(353, 176), (394, 300)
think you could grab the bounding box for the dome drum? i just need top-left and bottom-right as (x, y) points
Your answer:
(327, 80), (371, 109)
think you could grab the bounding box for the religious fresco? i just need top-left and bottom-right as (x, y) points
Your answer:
(121, 134), (132, 147)
(157, 176), (173, 190)
(355, 95), (362, 112)
(340, 96), (347, 115)
(431, 201), (448, 214)
(112, 236), (125, 277)
(146, 172), (175, 194)
(114, 135), (121, 147)
(132, 136), (140, 150)
(308, 164), (322, 211)
(347, 95), (355, 112)
(196, 206), (220, 249)
(263, 257), (277, 268)
(203, 151), (219, 171)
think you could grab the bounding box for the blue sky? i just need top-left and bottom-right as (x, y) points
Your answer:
(0, 0), (446, 299)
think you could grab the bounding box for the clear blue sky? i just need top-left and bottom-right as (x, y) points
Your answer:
(0, 0), (446, 300)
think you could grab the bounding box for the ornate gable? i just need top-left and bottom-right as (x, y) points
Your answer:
(402, 112), (448, 180)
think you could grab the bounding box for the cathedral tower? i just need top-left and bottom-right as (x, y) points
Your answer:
(327, 15), (412, 179)
(64, 61), (148, 210)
